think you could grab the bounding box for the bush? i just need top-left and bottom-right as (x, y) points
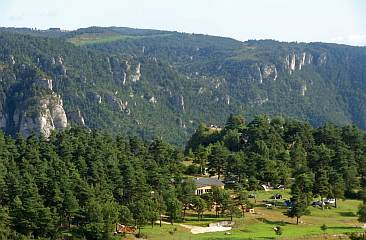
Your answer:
(185, 164), (200, 175)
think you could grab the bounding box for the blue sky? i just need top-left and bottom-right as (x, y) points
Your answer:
(1, 0), (365, 45)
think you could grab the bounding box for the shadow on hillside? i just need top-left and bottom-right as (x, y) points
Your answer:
(338, 211), (356, 217)
(327, 226), (359, 230)
(206, 238), (274, 240)
(257, 218), (291, 225)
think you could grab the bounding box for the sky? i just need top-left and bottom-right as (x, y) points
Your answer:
(1, 0), (366, 46)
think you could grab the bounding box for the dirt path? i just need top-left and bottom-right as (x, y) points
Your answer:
(157, 221), (232, 234)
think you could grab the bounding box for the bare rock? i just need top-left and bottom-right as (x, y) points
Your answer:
(34, 77), (53, 91)
(148, 96), (157, 104)
(106, 94), (129, 112)
(67, 109), (85, 126)
(0, 112), (6, 129)
(131, 63), (141, 82)
(14, 93), (67, 138)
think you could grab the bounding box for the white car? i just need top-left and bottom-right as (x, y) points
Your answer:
(324, 198), (335, 204)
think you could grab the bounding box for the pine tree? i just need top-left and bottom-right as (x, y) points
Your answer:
(207, 142), (229, 179)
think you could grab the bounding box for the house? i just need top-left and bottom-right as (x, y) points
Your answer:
(193, 177), (224, 195)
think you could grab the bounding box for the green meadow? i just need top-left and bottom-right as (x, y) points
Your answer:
(127, 190), (365, 240)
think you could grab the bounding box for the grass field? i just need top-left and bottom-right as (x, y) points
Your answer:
(67, 33), (142, 46)
(124, 190), (366, 239)
(67, 32), (174, 46)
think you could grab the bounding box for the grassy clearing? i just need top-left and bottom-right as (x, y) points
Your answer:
(133, 190), (365, 239)
(67, 33), (142, 46)
(67, 32), (175, 46)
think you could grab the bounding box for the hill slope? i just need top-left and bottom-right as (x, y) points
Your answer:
(0, 27), (365, 144)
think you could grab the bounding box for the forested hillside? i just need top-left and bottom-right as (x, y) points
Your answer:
(0, 27), (366, 144)
(1, 114), (366, 239)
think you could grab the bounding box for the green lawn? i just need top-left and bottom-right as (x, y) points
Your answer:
(132, 190), (365, 239)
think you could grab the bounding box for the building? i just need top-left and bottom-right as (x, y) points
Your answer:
(193, 177), (224, 195)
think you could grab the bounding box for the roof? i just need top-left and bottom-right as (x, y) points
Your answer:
(193, 177), (224, 188)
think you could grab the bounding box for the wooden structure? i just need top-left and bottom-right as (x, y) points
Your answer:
(116, 224), (137, 234)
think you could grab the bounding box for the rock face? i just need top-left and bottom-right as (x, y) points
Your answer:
(5, 75), (69, 138)
(180, 95), (185, 111)
(34, 77), (53, 91)
(283, 52), (314, 74)
(67, 109), (85, 126)
(88, 92), (102, 104)
(261, 64), (278, 81)
(13, 93), (67, 138)
(317, 53), (327, 65)
(252, 64), (278, 83)
(106, 94), (130, 113)
(131, 63), (141, 82)
(8, 55), (15, 65)
(256, 64), (263, 84)
(0, 112), (6, 129)
(148, 96), (157, 104)
(110, 58), (129, 85)
(300, 84), (307, 96)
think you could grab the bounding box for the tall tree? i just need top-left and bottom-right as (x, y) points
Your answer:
(194, 145), (208, 175)
(207, 142), (229, 179)
(287, 185), (310, 224)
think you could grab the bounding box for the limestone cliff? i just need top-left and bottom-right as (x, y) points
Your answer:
(7, 76), (68, 138)
(13, 93), (67, 138)
(67, 109), (85, 126)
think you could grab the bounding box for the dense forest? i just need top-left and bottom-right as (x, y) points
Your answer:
(0, 27), (366, 144)
(1, 114), (366, 239)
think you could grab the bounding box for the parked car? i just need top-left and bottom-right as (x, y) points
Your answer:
(224, 176), (238, 185)
(271, 193), (283, 199)
(324, 198), (335, 204)
(311, 201), (325, 207)
(284, 200), (293, 208)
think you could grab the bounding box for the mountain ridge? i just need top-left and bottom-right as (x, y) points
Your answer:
(0, 27), (365, 145)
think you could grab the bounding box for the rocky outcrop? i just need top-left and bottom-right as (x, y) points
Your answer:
(13, 93), (67, 138)
(169, 95), (185, 111)
(7, 74), (68, 138)
(180, 95), (185, 111)
(55, 56), (67, 76)
(67, 109), (85, 126)
(251, 64), (278, 83)
(225, 95), (230, 105)
(131, 63), (141, 82)
(256, 64), (263, 84)
(300, 84), (307, 96)
(148, 96), (157, 104)
(87, 92), (102, 104)
(317, 53), (327, 65)
(8, 55), (15, 65)
(261, 64), (278, 81)
(250, 96), (269, 106)
(177, 118), (186, 128)
(34, 77), (53, 91)
(106, 94), (130, 113)
(284, 52), (314, 74)
(0, 112), (6, 129)
(110, 58), (129, 85)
